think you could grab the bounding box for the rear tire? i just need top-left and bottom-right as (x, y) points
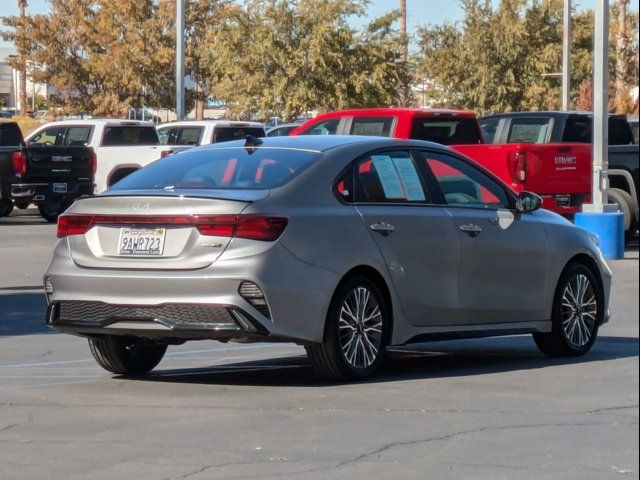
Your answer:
(306, 276), (389, 381)
(37, 203), (67, 223)
(608, 188), (638, 243)
(88, 336), (167, 375)
(533, 262), (603, 357)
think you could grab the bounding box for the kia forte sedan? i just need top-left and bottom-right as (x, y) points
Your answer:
(44, 135), (612, 380)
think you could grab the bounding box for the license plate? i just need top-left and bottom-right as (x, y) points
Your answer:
(118, 228), (166, 256)
(52, 183), (68, 193)
(555, 194), (571, 207)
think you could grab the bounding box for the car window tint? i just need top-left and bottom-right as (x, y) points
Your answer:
(298, 119), (340, 135)
(28, 127), (65, 146)
(0, 124), (23, 146)
(422, 153), (509, 209)
(334, 167), (354, 203)
(479, 118), (500, 143)
(563, 117), (591, 143)
(213, 127), (265, 143)
(102, 126), (159, 146)
(507, 118), (550, 143)
(350, 117), (394, 137)
(355, 151), (426, 203)
(411, 118), (482, 145)
(64, 126), (92, 146)
(110, 148), (320, 191)
(157, 127), (203, 145)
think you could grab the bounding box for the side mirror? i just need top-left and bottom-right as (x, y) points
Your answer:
(516, 191), (543, 213)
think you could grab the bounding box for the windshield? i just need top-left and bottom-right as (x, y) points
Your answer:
(110, 147), (320, 191)
(101, 126), (159, 146)
(213, 127), (265, 143)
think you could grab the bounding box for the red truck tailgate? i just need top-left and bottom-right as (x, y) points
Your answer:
(451, 143), (592, 215)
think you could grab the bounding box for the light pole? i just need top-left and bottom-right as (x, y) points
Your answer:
(575, 0), (624, 260)
(176, 0), (185, 120)
(561, 0), (572, 110)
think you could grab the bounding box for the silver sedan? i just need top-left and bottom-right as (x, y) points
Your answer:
(44, 135), (612, 380)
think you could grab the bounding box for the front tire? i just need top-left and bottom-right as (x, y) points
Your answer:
(88, 336), (167, 375)
(533, 262), (603, 357)
(306, 276), (389, 381)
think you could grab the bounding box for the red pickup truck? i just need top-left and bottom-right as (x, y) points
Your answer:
(292, 108), (592, 217)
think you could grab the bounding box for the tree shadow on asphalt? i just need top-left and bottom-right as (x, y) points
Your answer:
(0, 292), (51, 336)
(137, 335), (639, 387)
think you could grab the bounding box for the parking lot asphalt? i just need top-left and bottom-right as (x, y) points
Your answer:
(0, 211), (638, 480)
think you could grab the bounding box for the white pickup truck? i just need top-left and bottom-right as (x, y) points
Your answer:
(157, 120), (265, 147)
(26, 119), (181, 193)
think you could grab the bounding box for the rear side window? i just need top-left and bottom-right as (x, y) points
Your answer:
(158, 127), (203, 145)
(563, 117), (591, 143)
(507, 118), (551, 143)
(479, 118), (500, 143)
(101, 126), (159, 146)
(213, 127), (265, 143)
(349, 117), (394, 137)
(110, 148), (320, 191)
(355, 151), (427, 203)
(0, 124), (24, 146)
(609, 117), (633, 145)
(411, 118), (482, 145)
(298, 119), (340, 135)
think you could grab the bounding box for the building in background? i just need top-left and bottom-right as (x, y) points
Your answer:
(0, 46), (54, 112)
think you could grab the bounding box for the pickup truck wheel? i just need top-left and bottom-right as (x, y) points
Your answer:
(0, 199), (13, 217)
(533, 262), (603, 357)
(607, 188), (637, 241)
(88, 336), (167, 375)
(37, 203), (67, 223)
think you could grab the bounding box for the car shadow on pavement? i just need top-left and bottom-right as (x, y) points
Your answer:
(137, 335), (639, 387)
(0, 292), (51, 336)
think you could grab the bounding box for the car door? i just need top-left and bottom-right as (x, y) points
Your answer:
(418, 150), (551, 325)
(353, 149), (463, 327)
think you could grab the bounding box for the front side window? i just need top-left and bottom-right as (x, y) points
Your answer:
(28, 127), (65, 146)
(421, 152), (509, 209)
(158, 127), (203, 145)
(101, 126), (159, 146)
(350, 117), (394, 137)
(355, 151), (427, 203)
(64, 126), (92, 146)
(298, 118), (340, 135)
(506, 118), (551, 143)
(110, 147), (320, 191)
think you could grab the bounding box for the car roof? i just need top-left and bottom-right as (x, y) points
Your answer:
(308, 107), (477, 120)
(37, 119), (156, 126)
(481, 111), (627, 119)
(190, 134), (445, 153)
(158, 120), (264, 128)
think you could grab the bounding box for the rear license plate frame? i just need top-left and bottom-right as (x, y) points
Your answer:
(118, 227), (166, 256)
(52, 183), (68, 193)
(555, 194), (571, 207)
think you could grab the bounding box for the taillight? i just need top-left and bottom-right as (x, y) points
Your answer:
(12, 151), (27, 177)
(56, 214), (288, 241)
(507, 151), (527, 183)
(91, 151), (97, 175)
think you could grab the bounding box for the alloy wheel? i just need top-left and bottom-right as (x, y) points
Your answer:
(338, 286), (383, 369)
(561, 274), (598, 348)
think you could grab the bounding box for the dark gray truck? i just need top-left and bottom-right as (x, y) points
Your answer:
(0, 121), (95, 222)
(480, 111), (639, 241)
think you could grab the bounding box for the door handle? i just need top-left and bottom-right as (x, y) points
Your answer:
(370, 222), (396, 236)
(459, 224), (483, 237)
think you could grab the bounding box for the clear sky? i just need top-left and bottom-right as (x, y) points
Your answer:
(1, 0), (639, 48)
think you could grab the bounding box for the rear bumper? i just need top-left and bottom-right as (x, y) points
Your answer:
(11, 182), (94, 204)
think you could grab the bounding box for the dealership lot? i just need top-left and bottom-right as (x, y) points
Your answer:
(0, 211), (638, 480)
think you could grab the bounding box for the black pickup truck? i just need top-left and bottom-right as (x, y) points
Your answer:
(479, 111), (639, 241)
(0, 121), (95, 222)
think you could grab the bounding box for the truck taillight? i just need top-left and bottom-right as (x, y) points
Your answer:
(56, 214), (288, 241)
(508, 151), (527, 183)
(12, 151), (27, 177)
(91, 151), (97, 175)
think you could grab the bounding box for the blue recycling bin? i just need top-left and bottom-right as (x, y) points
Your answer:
(574, 212), (625, 260)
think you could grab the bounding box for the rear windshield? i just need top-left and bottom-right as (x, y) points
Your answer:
(507, 118), (551, 143)
(213, 127), (265, 143)
(101, 126), (159, 146)
(110, 148), (320, 191)
(410, 118), (482, 145)
(158, 127), (203, 146)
